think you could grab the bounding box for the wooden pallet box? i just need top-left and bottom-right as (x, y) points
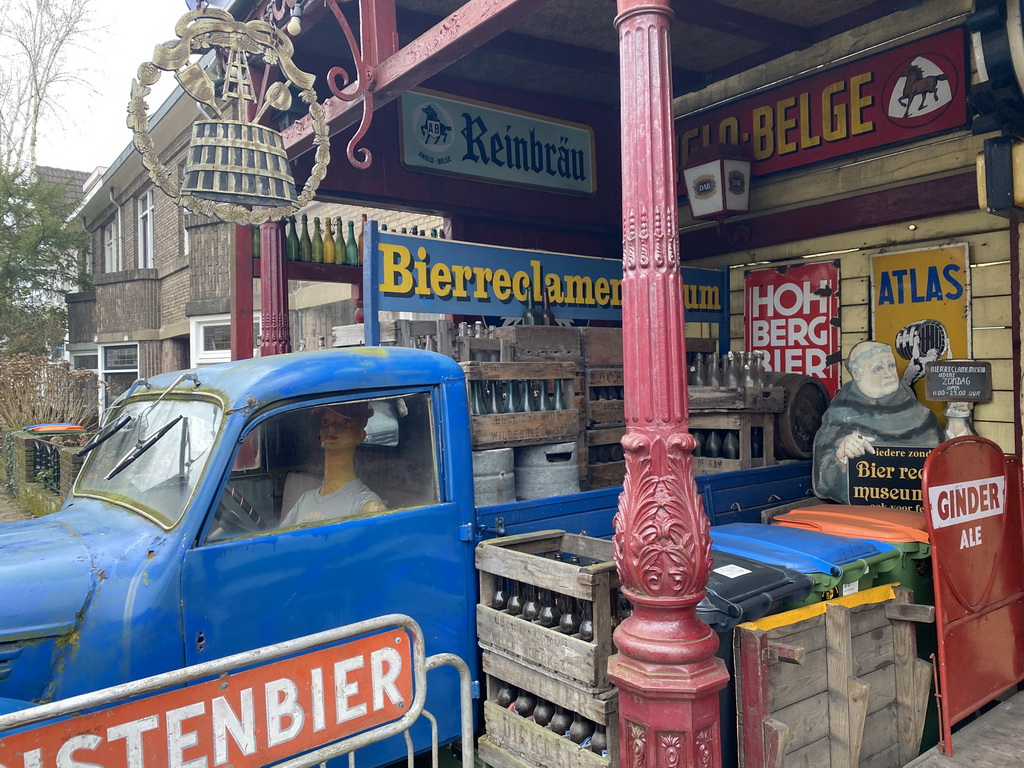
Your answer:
(476, 530), (621, 692)
(735, 585), (933, 768)
(580, 327), (622, 367)
(585, 427), (625, 489)
(584, 368), (624, 428)
(690, 410), (777, 474)
(462, 362), (580, 449)
(481, 652), (619, 768)
(495, 325), (583, 361)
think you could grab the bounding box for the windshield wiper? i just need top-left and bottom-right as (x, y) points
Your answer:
(77, 414), (133, 457)
(105, 415), (184, 481)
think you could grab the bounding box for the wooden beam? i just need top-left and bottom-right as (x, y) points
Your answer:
(283, 0), (555, 156)
(396, 7), (704, 92)
(668, 0), (811, 47)
(678, 171), (979, 261)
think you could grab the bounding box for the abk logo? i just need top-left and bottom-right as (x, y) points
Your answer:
(415, 102), (454, 153)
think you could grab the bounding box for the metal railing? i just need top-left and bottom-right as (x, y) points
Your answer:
(0, 614), (474, 768)
(30, 438), (61, 493)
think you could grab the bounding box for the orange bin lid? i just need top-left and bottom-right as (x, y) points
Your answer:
(774, 504), (930, 544)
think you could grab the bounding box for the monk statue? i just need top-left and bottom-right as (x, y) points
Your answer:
(812, 341), (945, 504)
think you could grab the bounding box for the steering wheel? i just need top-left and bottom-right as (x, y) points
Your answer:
(215, 485), (262, 534)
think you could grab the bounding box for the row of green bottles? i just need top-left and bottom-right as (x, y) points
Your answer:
(470, 379), (567, 415)
(283, 215), (361, 265)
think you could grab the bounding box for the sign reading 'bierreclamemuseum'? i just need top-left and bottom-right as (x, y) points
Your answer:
(399, 89), (596, 196)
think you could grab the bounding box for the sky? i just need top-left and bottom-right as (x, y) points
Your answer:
(34, 1), (193, 173)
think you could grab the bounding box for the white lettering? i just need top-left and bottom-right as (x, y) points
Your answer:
(334, 657), (367, 723)
(168, 703), (207, 768)
(310, 667), (327, 732)
(265, 679), (305, 747)
(212, 690), (256, 765)
(108, 715), (161, 768)
(56, 735), (103, 768)
(370, 647), (403, 711)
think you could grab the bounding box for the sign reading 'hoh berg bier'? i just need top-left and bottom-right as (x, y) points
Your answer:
(399, 89), (596, 195)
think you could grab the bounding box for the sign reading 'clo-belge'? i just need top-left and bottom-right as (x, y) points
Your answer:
(675, 27), (967, 181)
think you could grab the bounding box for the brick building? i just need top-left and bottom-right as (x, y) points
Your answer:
(67, 81), (440, 408)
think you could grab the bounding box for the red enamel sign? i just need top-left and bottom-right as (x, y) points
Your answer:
(922, 436), (1024, 756)
(676, 27), (968, 180)
(0, 630), (413, 768)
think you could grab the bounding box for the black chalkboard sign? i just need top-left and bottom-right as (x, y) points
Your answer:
(924, 360), (992, 402)
(846, 445), (929, 512)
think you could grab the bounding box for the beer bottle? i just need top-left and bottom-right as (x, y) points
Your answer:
(298, 214), (312, 262)
(285, 216), (298, 261)
(322, 217), (336, 264)
(311, 217), (323, 263)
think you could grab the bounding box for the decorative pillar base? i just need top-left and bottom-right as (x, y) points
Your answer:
(609, 592), (729, 767)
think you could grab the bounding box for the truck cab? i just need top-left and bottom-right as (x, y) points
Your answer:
(0, 348), (480, 761)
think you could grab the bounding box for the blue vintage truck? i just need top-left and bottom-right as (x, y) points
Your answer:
(0, 347), (812, 762)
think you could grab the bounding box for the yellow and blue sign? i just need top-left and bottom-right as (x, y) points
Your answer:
(363, 224), (727, 344)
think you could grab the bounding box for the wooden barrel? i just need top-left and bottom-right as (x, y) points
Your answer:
(764, 372), (831, 460)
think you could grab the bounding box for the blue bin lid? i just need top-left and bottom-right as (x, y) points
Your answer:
(698, 549), (815, 632)
(709, 523), (898, 578)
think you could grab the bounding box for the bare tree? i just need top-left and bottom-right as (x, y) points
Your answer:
(0, 0), (95, 170)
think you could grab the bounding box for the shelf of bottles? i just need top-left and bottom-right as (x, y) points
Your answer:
(461, 361), (579, 450)
(249, 217), (447, 284)
(476, 531), (623, 690)
(479, 650), (619, 768)
(475, 531), (625, 767)
(584, 368), (624, 429)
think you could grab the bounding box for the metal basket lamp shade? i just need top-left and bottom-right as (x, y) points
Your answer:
(181, 120), (299, 207)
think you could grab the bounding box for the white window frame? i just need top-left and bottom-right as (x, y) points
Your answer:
(137, 190), (154, 269)
(103, 221), (122, 273)
(190, 313), (261, 367)
(98, 343), (140, 415)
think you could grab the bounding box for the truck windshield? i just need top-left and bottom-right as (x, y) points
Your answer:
(74, 397), (222, 527)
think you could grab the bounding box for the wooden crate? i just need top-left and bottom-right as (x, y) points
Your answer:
(735, 585), (934, 768)
(585, 427), (625, 489)
(580, 327), (622, 367)
(495, 325), (583, 361)
(476, 530), (620, 692)
(585, 368), (624, 428)
(482, 652), (619, 767)
(462, 362), (580, 449)
(688, 385), (785, 412)
(690, 410), (776, 474)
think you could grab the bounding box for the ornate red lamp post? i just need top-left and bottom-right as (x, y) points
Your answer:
(609, 1), (729, 766)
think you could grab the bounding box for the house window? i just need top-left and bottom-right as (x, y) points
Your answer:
(137, 190), (154, 269)
(73, 353), (98, 370)
(99, 343), (139, 410)
(190, 313), (261, 367)
(103, 221), (121, 273)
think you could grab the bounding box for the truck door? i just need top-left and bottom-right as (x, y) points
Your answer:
(179, 390), (477, 763)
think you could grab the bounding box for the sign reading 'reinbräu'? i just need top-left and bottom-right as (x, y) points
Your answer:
(399, 89), (596, 196)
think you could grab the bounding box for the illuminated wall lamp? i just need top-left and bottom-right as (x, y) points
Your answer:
(682, 143), (752, 243)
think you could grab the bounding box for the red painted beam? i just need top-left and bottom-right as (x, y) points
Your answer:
(283, 0), (554, 156)
(678, 171), (979, 260)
